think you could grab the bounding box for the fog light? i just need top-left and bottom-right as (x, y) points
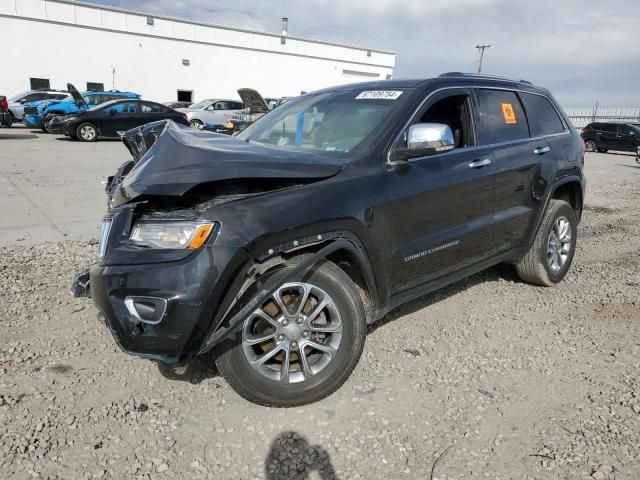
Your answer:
(124, 296), (168, 325)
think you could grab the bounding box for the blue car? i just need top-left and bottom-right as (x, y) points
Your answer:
(23, 83), (140, 132)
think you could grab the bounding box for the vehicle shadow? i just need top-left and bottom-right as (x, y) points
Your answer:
(0, 133), (39, 140)
(155, 351), (220, 383)
(265, 431), (338, 480)
(615, 163), (640, 169)
(603, 151), (636, 157)
(368, 263), (518, 334)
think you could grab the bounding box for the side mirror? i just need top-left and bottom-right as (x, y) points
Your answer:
(391, 123), (455, 164)
(19, 99), (27, 104)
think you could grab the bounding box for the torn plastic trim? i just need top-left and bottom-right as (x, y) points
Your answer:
(198, 237), (375, 353)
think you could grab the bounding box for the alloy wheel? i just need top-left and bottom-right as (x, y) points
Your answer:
(242, 282), (343, 384)
(547, 216), (572, 272)
(80, 125), (96, 141)
(585, 140), (597, 152)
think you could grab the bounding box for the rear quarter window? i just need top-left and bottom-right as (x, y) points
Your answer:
(519, 93), (565, 136)
(476, 89), (529, 144)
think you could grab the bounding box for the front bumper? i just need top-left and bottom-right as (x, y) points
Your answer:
(23, 114), (42, 128)
(86, 244), (247, 363)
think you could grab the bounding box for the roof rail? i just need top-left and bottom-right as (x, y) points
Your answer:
(438, 72), (532, 85)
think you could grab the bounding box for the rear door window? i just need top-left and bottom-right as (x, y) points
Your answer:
(139, 102), (165, 113)
(601, 124), (617, 133)
(476, 89), (529, 145)
(106, 102), (138, 113)
(519, 93), (565, 137)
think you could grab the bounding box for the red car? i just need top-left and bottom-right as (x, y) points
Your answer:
(0, 96), (12, 127)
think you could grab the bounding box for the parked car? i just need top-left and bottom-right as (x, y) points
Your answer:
(164, 101), (193, 109)
(73, 74), (585, 406)
(62, 99), (188, 141)
(580, 122), (640, 153)
(6, 90), (68, 124)
(177, 98), (245, 128)
(0, 96), (11, 127)
(23, 83), (140, 132)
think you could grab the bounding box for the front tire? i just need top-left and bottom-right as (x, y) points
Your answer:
(215, 259), (366, 407)
(189, 119), (203, 128)
(43, 113), (61, 133)
(77, 123), (98, 142)
(516, 199), (577, 286)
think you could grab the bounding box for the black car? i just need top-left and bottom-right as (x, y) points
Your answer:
(580, 122), (640, 154)
(63, 100), (188, 141)
(73, 73), (586, 406)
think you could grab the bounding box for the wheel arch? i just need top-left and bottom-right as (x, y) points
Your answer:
(198, 232), (381, 355)
(550, 177), (584, 221)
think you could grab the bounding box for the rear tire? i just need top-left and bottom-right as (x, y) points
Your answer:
(516, 199), (577, 286)
(1, 112), (14, 127)
(77, 123), (98, 142)
(584, 139), (597, 152)
(215, 259), (366, 407)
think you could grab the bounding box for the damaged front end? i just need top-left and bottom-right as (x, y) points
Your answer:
(74, 120), (343, 363)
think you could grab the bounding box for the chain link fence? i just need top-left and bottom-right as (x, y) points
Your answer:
(564, 105), (640, 129)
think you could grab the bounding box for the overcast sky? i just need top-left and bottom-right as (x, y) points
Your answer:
(95, 0), (640, 107)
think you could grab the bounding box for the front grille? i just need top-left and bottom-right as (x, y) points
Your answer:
(97, 218), (113, 261)
(24, 106), (38, 114)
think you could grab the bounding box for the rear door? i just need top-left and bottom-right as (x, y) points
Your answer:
(387, 88), (498, 292)
(102, 101), (139, 136)
(615, 124), (638, 152)
(486, 90), (565, 252)
(598, 123), (618, 150)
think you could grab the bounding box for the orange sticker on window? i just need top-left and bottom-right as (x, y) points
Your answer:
(501, 103), (517, 124)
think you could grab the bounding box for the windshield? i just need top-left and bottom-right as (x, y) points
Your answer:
(237, 90), (406, 153)
(9, 92), (28, 102)
(190, 99), (214, 109)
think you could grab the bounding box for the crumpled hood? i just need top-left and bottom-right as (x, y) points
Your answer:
(111, 120), (344, 207)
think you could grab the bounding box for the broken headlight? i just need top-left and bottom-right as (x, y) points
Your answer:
(130, 221), (215, 249)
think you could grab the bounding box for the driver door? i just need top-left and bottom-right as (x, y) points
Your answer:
(386, 88), (498, 293)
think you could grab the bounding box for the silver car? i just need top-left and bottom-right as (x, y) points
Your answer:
(7, 90), (68, 122)
(177, 99), (245, 128)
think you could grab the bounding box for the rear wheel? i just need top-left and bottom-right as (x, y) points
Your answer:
(215, 259), (366, 406)
(584, 139), (597, 152)
(516, 199), (577, 286)
(77, 123), (98, 142)
(189, 119), (203, 128)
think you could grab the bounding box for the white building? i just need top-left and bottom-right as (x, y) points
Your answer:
(0, 0), (395, 102)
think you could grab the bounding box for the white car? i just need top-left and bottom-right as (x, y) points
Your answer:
(177, 99), (245, 128)
(7, 90), (68, 122)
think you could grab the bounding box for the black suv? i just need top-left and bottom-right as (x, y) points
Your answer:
(581, 122), (640, 154)
(73, 73), (586, 406)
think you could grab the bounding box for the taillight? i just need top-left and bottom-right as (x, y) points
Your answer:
(182, 113), (188, 122)
(581, 127), (591, 134)
(0, 99), (7, 109)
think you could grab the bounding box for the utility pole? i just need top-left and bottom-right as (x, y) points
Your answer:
(475, 44), (491, 73)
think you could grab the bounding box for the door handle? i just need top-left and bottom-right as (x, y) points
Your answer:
(468, 158), (492, 169)
(616, 135), (622, 138)
(533, 146), (551, 155)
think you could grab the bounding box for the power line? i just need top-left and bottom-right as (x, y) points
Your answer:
(475, 44), (491, 73)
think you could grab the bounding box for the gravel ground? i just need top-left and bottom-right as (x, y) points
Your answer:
(1, 152), (639, 480)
